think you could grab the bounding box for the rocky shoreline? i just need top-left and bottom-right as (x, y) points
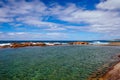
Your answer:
(0, 41), (120, 48)
(0, 41), (89, 48)
(0, 41), (120, 80)
(102, 62), (120, 80)
(88, 54), (120, 80)
(0, 42), (63, 48)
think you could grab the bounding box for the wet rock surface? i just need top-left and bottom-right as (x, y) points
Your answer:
(69, 42), (89, 45)
(89, 54), (120, 80)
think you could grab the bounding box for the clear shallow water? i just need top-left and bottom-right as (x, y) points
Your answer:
(0, 46), (120, 80)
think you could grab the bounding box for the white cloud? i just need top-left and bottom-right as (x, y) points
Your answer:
(46, 32), (65, 36)
(7, 32), (26, 35)
(0, 0), (120, 39)
(45, 27), (66, 31)
(0, 0), (64, 31)
(49, 1), (120, 36)
(16, 15), (66, 31)
(0, 32), (67, 40)
(0, 17), (13, 22)
(97, 0), (120, 10)
(0, 0), (47, 23)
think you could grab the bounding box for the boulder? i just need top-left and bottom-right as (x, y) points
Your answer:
(69, 42), (89, 45)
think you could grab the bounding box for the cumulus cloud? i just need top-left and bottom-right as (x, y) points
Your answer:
(0, 0), (120, 40)
(49, 0), (120, 35)
(97, 0), (120, 10)
(0, 32), (67, 40)
(0, 0), (47, 22)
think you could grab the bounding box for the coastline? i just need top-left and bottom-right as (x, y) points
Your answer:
(0, 42), (120, 80)
(0, 42), (68, 48)
(102, 61), (120, 80)
(0, 41), (89, 48)
(88, 54), (120, 80)
(0, 41), (120, 49)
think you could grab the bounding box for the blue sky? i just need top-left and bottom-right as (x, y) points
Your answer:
(0, 0), (120, 40)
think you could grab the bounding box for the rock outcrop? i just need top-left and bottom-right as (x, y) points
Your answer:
(88, 55), (120, 80)
(109, 42), (120, 46)
(69, 42), (89, 45)
(0, 42), (63, 48)
(0, 45), (10, 48)
(10, 42), (46, 48)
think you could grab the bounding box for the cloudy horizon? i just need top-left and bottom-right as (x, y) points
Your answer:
(0, 0), (120, 40)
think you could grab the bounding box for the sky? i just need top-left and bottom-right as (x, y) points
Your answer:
(0, 0), (120, 40)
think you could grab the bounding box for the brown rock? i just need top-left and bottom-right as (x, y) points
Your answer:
(69, 42), (89, 45)
(0, 45), (10, 48)
(10, 42), (46, 48)
(118, 55), (120, 58)
(109, 42), (120, 46)
(11, 43), (27, 48)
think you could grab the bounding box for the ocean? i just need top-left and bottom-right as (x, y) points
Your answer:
(0, 45), (120, 80)
(0, 40), (111, 45)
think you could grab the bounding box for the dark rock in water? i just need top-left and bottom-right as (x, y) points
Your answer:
(0, 45), (10, 48)
(117, 55), (120, 58)
(69, 42), (89, 45)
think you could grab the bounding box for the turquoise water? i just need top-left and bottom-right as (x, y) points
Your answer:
(0, 45), (120, 80)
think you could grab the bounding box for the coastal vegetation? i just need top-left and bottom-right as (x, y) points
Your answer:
(0, 46), (120, 80)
